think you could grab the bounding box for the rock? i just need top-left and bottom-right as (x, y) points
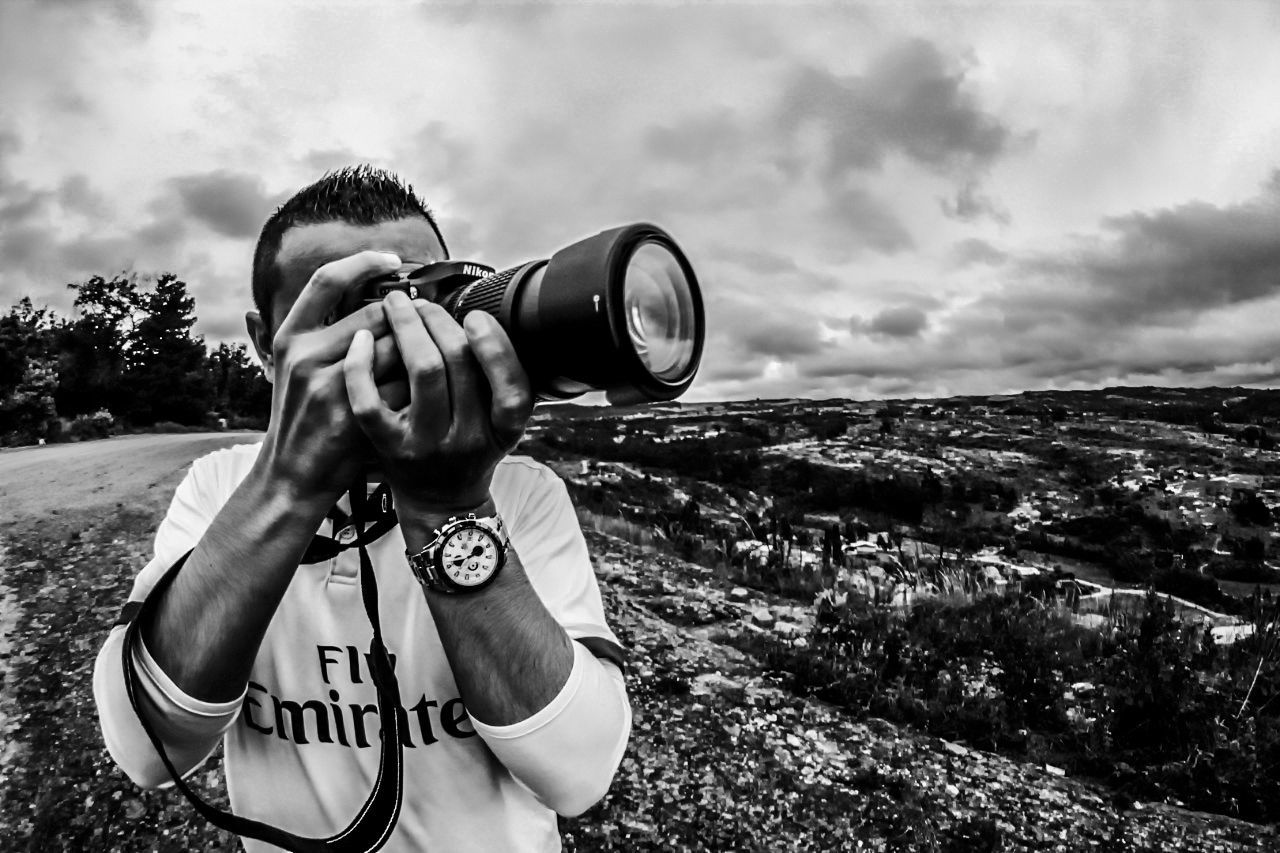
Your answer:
(1044, 763), (1066, 777)
(690, 673), (744, 697)
(750, 608), (775, 628)
(619, 818), (656, 835)
(728, 586), (751, 602)
(941, 740), (968, 757)
(774, 620), (802, 639)
(944, 783), (960, 797)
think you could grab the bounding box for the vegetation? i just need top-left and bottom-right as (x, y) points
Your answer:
(0, 276), (271, 446)
(745, 590), (1280, 823)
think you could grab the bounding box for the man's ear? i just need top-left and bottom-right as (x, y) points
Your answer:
(246, 311), (276, 384)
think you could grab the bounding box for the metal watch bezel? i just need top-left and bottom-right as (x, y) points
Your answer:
(407, 513), (508, 595)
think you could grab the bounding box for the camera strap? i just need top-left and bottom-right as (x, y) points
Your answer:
(120, 484), (406, 852)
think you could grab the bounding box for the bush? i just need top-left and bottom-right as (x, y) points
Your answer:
(151, 420), (202, 434)
(1152, 568), (1236, 614)
(67, 409), (115, 441)
(748, 589), (1280, 823)
(226, 413), (268, 431)
(1209, 559), (1280, 585)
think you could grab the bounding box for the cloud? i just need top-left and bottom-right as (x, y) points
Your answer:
(0, 131), (54, 228)
(167, 171), (280, 239)
(862, 305), (930, 338)
(940, 180), (1010, 224)
(778, 39), (1026, 181)
(820, 187), (915, 256)
(43, 0), (151, 30)
(710, 289), (828, 360)
(996, 175), (1280, 330)
(643, 110), (746, 165)
(951, 238), (1008, 267)
(56, 174), (108, 219)
(723, 172), (1280, 399)
(0, 139), (200, 312)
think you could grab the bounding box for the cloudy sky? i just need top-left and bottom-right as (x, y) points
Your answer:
(2, 1), (1279, 402)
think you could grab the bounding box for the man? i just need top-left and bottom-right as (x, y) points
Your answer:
(93, 166), (632, 852)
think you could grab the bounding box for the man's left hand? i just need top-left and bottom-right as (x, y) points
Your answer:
(342, 290), (534, 511)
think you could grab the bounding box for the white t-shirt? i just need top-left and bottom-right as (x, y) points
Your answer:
(93, 443), (629, 852)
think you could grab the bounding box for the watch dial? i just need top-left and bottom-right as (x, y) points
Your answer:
(440, 525), (498, 587)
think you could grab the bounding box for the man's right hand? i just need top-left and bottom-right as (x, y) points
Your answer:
(261, 250), (408, 500)
(140, 249), (412, 704)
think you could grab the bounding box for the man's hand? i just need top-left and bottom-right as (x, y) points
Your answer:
(263, 251), (412, 500)
(341, 290), (534, 511)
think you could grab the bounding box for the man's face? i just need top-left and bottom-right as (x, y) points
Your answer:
(247, 217), (447, 380)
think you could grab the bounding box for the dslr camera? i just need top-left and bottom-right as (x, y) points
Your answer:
(337, 223), (704, 404)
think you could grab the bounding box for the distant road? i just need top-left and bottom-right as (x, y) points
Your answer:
(0, 432), (262, 526)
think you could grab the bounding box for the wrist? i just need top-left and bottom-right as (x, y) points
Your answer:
(398, 493), (497, 553)
(249, 453), (342, 519)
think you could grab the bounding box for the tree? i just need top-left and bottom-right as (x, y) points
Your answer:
(0, 298), (58, 396)
(56, 273), (139, 417)
(0, 299), (61, 444)
(206, 342), (272, 425)
(0, 355), (59, 445)
(120, 274), (211, 425)
(1231, 490), (1273, 529)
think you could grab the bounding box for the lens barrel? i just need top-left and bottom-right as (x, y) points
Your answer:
(440, 223), (704, 403)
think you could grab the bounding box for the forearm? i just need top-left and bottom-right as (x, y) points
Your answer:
(400, 498), (575, 726)
(471, 643), (632, 816)
(141, 459), (333, 702)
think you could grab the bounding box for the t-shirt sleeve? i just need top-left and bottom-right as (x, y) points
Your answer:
(92, 451), (241, 788)
(505, 464), (625, 670)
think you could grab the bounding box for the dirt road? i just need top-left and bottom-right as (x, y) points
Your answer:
(0, 432), (262, 527)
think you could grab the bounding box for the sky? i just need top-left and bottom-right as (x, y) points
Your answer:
(2, 0), (1279, 403)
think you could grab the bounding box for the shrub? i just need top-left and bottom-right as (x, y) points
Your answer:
(151, 420), (202, 434)
(747, 588), (1280, 823)
(67, 409), (115, 441)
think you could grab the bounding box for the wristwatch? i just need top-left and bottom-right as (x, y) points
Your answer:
(407, 512), (509, 594)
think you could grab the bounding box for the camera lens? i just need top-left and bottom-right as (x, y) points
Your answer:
(442, 222), (704, 403)
(623, 242), (697, 383)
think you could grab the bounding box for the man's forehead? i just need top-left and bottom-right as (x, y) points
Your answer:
(275, 218), (446, 288)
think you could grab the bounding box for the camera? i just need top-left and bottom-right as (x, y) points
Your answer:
(341, 223), (705, 405)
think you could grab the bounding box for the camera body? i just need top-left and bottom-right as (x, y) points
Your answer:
(336, 261), (497, 319)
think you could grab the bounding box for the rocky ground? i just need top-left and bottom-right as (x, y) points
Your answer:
(563, 528), (1280, 852)
(0, 435), (1276, 851)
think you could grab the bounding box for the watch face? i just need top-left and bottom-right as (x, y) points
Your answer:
(439, 523), (501, 588)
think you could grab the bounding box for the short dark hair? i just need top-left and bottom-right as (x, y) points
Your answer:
(251, 165), (448, 327)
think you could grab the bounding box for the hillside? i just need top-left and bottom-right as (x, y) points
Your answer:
(0, 434), (1276, 850)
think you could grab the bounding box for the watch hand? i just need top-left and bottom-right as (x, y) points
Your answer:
(449, 547), (485, 567)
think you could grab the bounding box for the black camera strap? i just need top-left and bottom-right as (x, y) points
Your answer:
(120, 484), (406, 852)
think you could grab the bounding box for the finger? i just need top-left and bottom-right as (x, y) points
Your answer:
(463, 310), (533, 446)
(376, 377), (410, 411)
(343, 328), (400, 443)
(370, 331), (405, 383)
(415, 300), (482, 425)
(278, 251), (401, 339)
(278, 301), (400, 378)
(382, 291), (449, 432)
(310, 301), (394, 360)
